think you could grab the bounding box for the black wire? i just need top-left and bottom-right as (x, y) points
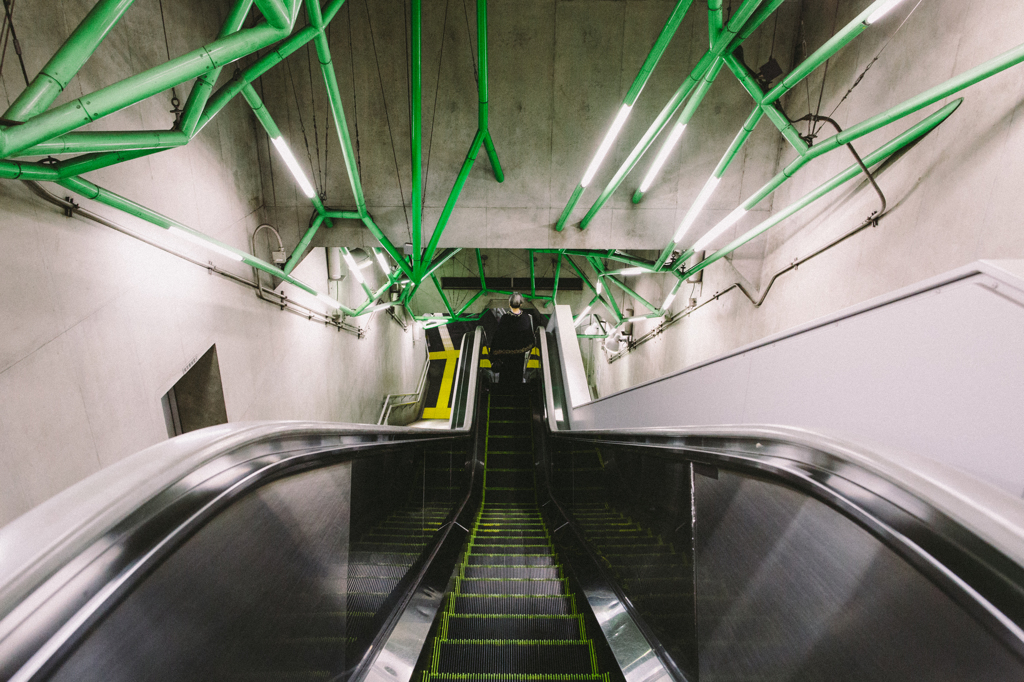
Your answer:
(826, 0), (925, 121)
(285, 49), (318, 191)
(364, 0), (411, 237)
(423, 0), (452, 204)
(463, 0), (477, 81)
(304, 41), (324, 195)
(769, 10), (779, 57)
(1, 0), (29, 86)
(811, 2), (841, 138)
(156, 0), (180, 112)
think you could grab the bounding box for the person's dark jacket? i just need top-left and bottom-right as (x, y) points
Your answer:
(490, 310), (535, 356)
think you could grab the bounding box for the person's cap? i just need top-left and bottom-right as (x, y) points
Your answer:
(509, 292), (524, 309)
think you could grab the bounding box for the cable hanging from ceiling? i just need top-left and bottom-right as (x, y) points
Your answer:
(157, 0), (182, 126)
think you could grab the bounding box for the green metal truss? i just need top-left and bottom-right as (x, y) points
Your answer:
(1, 0), (1022, 333)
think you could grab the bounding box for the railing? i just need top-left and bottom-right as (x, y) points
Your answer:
(0, 333), (487, 681)
(537, 301), (1024, 680)
(378, 345), (432, 425)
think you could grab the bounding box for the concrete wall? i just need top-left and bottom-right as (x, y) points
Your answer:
(594, 0), (1024, 396)
(0, 1), (421, 527)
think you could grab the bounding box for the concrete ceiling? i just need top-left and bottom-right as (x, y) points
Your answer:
(259, 0), (803, 258)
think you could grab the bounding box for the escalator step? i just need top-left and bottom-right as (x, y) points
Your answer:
(468, 554), (555, 566)
(445, 615), (582, 641)
(471, 538), (550, 548)
(459, 579), (564, 596)
(435, 641), (594, 675)
(464, 566), (559, 580)
(453, 595), (573, 615)
(349, 551), (420, 565)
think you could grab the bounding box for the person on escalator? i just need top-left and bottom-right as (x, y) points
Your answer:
(489, 292), (536, 385)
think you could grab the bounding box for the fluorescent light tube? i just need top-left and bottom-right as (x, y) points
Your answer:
(374, 249), (391, 274)
(595, 280), (603, 296)
(693, 205), (748, 252)
(574, 305), (593, 326)
(619, 267), (646, 276)
(342, 250), (365, 284)
(674, 176), (720, 242)
(317, 292), (341, 309)
(171, 227), (243, 262)
(272, 137), (316, 199)
(639, 122), (686, 193)
(581, 104), (632, 188)
(865, 0), (904, 24)
(662, 291), (677, 310)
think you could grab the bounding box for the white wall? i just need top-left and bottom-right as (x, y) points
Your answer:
(0, 1), (421, 527)
(593, 0), (1024, 396)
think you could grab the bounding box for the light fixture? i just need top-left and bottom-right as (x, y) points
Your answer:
(374, 249), (391, 274)
(639, 122), (686, 193)
(618, 267), (646, 276)
(662, 282), (683, 310)
(604, 330), (626, 353)
(367, 302), (392, 313)
(595, 280), (603, 296)
(692, 205), (748, 252)
(674, 176), (720, 242)
(582, 322), (602, 336)
(625, 316), (649, 323)
(317, 292), (342, 310)
(865, 0), (904, 24)
(581, 104), (632, 188)
(272, 137), (316, 198)
(171, 227), (244, 262)
(342, 249), (365, 284)
(574, 305), (593, 326)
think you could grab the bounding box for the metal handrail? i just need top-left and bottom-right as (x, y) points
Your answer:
(0, 348), (486, 680)
(378, 344), (432, 425)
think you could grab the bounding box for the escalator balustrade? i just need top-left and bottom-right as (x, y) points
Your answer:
(415, 387), (611, 682)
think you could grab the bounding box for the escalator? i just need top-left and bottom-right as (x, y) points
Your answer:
(3, 324), (1024, 682)
(414, 386), (612, 682)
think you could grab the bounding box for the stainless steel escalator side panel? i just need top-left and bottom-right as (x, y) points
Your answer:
(353, 327), (486, 682)
(549, 430), (1024, 667)
(0, 348), (487, 682)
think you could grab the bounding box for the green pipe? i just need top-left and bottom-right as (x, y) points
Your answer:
(529, 250), (536, 296)
(554, 0), (695, 230)
(419, 130), (485, 276)
(432, 275), (455, 316)
(422, 247), (461, 280)
(586, 257), (624, 322)
(477, 0), (503, 182)
(606, 251), (657, 269)
(0, 160), (59, 180)
(555, 184), (584, 232)
(714, 104), (763, 177)
(361, 214), (415, 279)
(283, 216), (325, 274)
(323, 210), (363, 220)
(552, 253), (562, 300)
(680, 100), (962, 280)
(196, 25), (320, 132)
(55, 173), (363, 312)
(607, 275), (659, 313)
(724, 54), (807, 154)
(624, 0), (696, 105)
(723, 0), (783, 53)
(762, 0), (891, 106)
(457, 289), (487, 316)
(18, 131), (188, 156)
(0, 12), (297, 158)
(654, 104), (762, 269)
(577, 0), (767, 230)
(411, 0), (423, 269)
(254, 0), (292, 29)
(476, 249), (486, 290)
(3, 0), (135, 122)
(632, 57), (724, 204)
(56, 148), (161, 178)
(179, 0), (255, 136)
(307, 1), (369, 216)
(708, 0), (723, 44)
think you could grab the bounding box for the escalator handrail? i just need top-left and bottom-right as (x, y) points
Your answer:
(448, 327), (483, 429)
(0, 334), (488, 680)
(545, 425), (1024, 661)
